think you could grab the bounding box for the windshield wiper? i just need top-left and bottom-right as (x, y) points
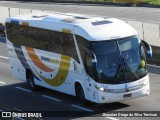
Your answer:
(116, 41), (139, 81)
(121, 57), (139, 80)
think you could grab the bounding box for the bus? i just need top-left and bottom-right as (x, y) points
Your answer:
(0, 25), (5, 37)
(5, 12), (152, 104)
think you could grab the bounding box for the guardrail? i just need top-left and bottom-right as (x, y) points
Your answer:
(121, 19), (160, 47)
(0, 6), (160, 46)
(0, 6), (159, 65)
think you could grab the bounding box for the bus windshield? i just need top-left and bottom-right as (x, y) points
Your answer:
(91, 36), (147, 84)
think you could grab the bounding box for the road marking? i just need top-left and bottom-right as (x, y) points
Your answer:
(42, 95), (61, 102)
(0, 81), (6, 85)
(71, 104), (93, 112)
(0, 56), (9, 59)
(15, 86), (32, 93)
(15, 118), (25, 120)
(106, 117), (119, 120)
(147, 64), (160, 68)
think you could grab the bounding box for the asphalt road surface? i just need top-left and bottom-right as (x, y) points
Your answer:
(0, 37), (160, 120)
(0, 2), (160, 119)
(0, 1), (160, 24)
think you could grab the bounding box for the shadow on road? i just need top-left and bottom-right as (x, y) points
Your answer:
(0, 82), (130, 118)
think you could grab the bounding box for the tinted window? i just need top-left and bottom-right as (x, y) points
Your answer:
(27, 27), (38, 48)
(18, 25), (28, 45)
(51, 31), (64, 55)
(76, 35), (90, 63)
(38, 29), (52, 51)
(6, 23), (79, 62)
(63, 33), (79, 62)
(6, 23), (19, 44)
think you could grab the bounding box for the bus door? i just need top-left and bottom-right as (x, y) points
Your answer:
(84, 47), (99, 103)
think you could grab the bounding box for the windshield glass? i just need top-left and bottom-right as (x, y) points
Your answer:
(91, 36), (147, 84)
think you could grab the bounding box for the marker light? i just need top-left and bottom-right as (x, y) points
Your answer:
(147, 50), (152, 58)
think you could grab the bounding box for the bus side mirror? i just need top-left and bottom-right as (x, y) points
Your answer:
(141, 40), (152, 58)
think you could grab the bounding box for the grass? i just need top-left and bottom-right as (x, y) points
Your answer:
(143, 0), (160, 5)
(85, 0), (160, 5)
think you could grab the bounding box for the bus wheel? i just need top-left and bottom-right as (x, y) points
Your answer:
(76, 84), (88, 105)
(27, 71), (37, 91)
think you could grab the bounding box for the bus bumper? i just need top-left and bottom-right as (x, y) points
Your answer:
(97, 76), (150, 104)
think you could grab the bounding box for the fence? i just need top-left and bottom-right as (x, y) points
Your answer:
(0, 6), (160, 47)
(121, 19), (160, 47)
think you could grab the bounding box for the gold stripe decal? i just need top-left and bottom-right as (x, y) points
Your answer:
(26, 47), (54, 72)
(34, 55), (71, 86)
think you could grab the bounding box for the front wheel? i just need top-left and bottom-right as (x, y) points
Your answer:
(76, 84), (89, 105)
(27, 72), (38, 91)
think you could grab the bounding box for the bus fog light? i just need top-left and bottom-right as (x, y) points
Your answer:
(101, 96), (105, 100)
(94, 85), (106, 92)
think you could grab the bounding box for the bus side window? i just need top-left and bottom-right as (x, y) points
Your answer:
(63, 33), (79, 63)
(50, 31), (55, 51)
(0, 26), (5, 37)
(85, 53), (95, 79)
(76, 35), (90, 64)
(6, 23), (19, 44)
(27, 27), (38, 48)
(52, 31), (65, 55)
(18, 25), (28, 46)
(37, 29), (51, 51)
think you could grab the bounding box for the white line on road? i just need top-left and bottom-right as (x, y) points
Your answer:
(147, 64), (160, 68)
(42, 95), (61, 102)
(15, 86), (32, 93)
(71, 104), (93, 112)
(0, 81), (6, 85)
(15, 117), (25, 120)
(106, 117), (119, 120)
(0, 56), (9, 59)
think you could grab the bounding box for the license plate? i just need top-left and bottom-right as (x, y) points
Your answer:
(123, 93), (132, 98)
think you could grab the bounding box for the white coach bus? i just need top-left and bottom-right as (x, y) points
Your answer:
(5, 12), (152, 104)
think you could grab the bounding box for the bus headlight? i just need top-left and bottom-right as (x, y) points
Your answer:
(94, 85), (106, 92)
(99, 87), (105, 91)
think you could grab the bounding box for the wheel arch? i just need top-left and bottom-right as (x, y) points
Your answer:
(74, 80), (87, 100)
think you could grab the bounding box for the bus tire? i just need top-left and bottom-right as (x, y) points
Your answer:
(75, 83), (88, 105)
(26, 71), (38, 91)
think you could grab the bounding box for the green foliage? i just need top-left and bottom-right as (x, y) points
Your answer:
(85, 0), (160, 5)
(143, 0), (160, 5)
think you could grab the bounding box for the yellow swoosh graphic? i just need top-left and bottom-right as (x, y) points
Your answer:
(33, 55), (71, 86)
(26, 47), (54, 72)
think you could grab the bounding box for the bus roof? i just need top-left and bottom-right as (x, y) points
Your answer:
(6, 12), (137, 41)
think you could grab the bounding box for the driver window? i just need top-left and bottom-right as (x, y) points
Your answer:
(85, 53), (95, 79)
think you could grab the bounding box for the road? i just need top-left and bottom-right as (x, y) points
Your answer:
(0, 1), (160, 24)
(0, 38), (160, 120)
(0, 2), (160, 119)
